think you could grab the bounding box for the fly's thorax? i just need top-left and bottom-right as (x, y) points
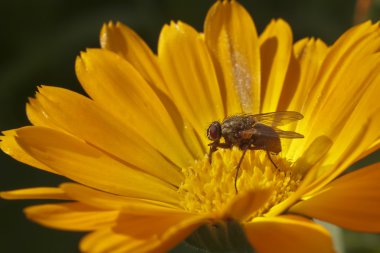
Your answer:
(221, 116), (255, 144)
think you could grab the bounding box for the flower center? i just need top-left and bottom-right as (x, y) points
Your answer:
(178, 148), (303, 218)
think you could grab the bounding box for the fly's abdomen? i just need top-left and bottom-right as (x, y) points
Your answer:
(251, 123), (282, 154)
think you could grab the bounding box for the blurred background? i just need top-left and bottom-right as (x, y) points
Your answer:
(0, 0), (379, 252)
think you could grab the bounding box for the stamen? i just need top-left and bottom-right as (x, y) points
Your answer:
(178, 148), (304, 218)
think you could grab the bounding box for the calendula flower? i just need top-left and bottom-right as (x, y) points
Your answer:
(1, 1), (380, 252)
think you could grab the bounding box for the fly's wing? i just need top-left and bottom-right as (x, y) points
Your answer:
(273, 128), (304, 139)
(250, 111), (303, 127)
(240, 124), (304, 139)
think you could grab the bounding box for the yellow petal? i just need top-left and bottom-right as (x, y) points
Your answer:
(302, 22), (380, 126)
(293, 136), (333, 175)
(221, 187), (273, 221)
(302, 74), (380, 195)
(80, 229), (147, 253)
(356, 139), (380, 162)
(15, 126), (179, 205)
(244, 215), (334, 253)
(285, 38), (328, 159)
(205, 0), (261, 114)
(287, 28), (380, 194)
(1, 187), (69, 200)
(113, 213), (208, 252)
(294, 22), (380, 159)
(158, 21), (224, 140)
(0, 129), (58, 174)
(287, 22), (380, 163)
(307, 54), (380, 146)
(100, 22), (168, 94)
(26, 97), (58, 128)
(259, 19), (293, 112)
(24, 202), (118, 231)
(99, 25), (204, 161)
(81, 227), (192, 253)
(61, 183), (184, 214)
(114, 212), (204, 238)
(275, 47), (299, 112)
(76, 49), (196, 168)
(287, 38), (328, 113)
(290, 163), (380, 232)
(34, 85), (183, 186)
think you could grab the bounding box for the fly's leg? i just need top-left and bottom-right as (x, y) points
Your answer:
(234, 147), (248, 194)
(266, 150), (278, 169)
(208, 142), (231, 164)
(234, 147), (279, 193)
(234, 141), (257, 194)
(248, 145), (279, 169)
(208, 142), (218, 164)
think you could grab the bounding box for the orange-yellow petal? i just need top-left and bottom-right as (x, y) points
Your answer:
(286, 24), (380, 194)
(158, 21), (224, 141)
(287, 22), (380, 163)
(14, 126), (179, 205)
(302, 22), (380, 126)
(287, 38), (328, 113)
(114, 212), (205, 238)
(205, 0), (261, 114)
(290, 163), (380, 232)
(356, 139), (380, 162)
(259, 19), (293, 112)
(308, 54), (380, 146)
(1, 187), (69, 200)
(81, 227), (194, 253)
(113, 213), (207, 253)
(302, 78), (380, 195)
(221, 188), (273, 221)
(76, 49), (195, 168)
(61, 183), (183, 214)
(244, 215), (334, 253)
(33, 85), (183, 186)
(80, 229), (147, 253)
(24, 202), (118, 231)
(0, 130), (58, 174)
(99, 25), (204, 160)
(100, 22), (168, 94)
(285, 38), (329, 159)
(293, 22), (380, 159)
(26, 97), (58, 128)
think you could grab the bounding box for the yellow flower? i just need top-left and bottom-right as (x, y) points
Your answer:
(1, 1), (380, 252)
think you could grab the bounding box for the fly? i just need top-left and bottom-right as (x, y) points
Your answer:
(207, 111), (304, 193)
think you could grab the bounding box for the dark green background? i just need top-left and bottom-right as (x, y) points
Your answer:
(0, 0), (379, 252)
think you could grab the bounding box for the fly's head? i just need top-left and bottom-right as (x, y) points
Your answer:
(207, 121), (222, 142)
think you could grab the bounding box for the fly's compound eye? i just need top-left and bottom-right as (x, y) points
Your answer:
(207, 121), (222, 141)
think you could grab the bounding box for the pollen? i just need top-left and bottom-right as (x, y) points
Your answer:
(178, 148), (303, 219)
